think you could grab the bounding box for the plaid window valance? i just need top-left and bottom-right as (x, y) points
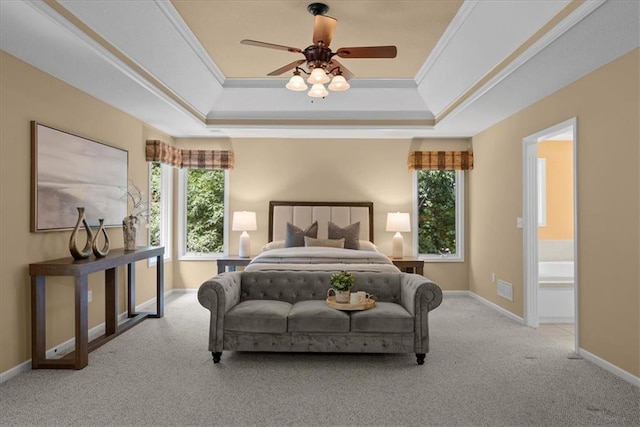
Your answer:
(145, 140), (234, 170)
(408, 151), (473, 171)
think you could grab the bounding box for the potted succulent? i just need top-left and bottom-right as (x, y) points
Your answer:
(329, 270), (355, 303)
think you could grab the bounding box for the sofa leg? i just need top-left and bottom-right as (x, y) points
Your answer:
(416, 353), (425, 365)
(212, 352), (222, 363)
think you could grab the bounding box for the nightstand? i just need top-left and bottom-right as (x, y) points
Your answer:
(217, 256), (254, 274)
(390, 257), (424, 275)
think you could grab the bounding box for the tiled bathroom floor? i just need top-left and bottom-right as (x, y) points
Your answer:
(538, 323), (575, 350)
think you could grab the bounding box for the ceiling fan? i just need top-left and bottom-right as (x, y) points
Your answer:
(240, 2), (397, 98)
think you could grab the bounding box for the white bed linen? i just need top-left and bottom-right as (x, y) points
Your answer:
(245, 246), (400, 273)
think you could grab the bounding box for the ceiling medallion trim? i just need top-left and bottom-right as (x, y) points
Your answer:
(435, 0), (606, 125)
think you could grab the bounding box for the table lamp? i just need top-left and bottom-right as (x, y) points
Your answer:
(386, 212), (411, 259)
(232, 211), (257, 257)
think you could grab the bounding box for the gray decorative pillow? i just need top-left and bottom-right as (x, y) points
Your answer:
(328, 221), (360, 250)
(304, 236), (345, 248)
(285, 221), (319, 247)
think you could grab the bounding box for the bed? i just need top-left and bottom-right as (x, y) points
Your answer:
(245, 201), (400, 273)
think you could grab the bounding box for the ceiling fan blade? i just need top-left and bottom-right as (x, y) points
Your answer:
(328, 59), (354, 80)
(312, 15), (337, 47)
(335, 46), (397, 59)
(267, 59), (306, 76)
(241, 39), (302, 54)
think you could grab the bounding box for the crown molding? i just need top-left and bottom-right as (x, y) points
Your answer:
(154, 0), (226, 86)
(222, 78), (418, 89)
(414, 0), (479, 85)
(32, 0), (207, 123)
(436, 0), (607, 124)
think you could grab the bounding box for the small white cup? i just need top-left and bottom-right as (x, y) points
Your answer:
(350, 291), (371, 304)
(350, 293), (361, 304)
(357, 291), (371, 301)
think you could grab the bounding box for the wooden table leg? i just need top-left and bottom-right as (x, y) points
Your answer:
(127, 262), (135, 317)
(74, 275), (89, 369)
(105, 267), (117, 335)
(155, 255), (164, 318)
(31, 275), (46, 369)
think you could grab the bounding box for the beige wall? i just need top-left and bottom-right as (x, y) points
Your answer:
(172, 137), (470, 292)
(0, 52), (173, 374)
(469, 48), (639, 376)
(0, 54), (470, 375)
(538, 140), (574, 240)
(3, 44), (636, 381)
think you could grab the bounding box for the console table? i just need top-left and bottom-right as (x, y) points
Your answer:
(29, 246), (164, 370)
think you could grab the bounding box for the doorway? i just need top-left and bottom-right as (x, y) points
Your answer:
(522, 118), (578, 352)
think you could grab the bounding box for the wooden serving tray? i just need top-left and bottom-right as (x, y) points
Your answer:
(326, 296), (376, 311)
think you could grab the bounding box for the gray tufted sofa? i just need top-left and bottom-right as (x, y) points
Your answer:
(197, 270), (443, 365)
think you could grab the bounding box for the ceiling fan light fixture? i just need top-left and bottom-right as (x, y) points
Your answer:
(241, 2), (397, 97)
(328, 74), (350, 91)
(308, 83), (329, 98)
(286, 74), (308, 91)
(307, 67), (330, 84)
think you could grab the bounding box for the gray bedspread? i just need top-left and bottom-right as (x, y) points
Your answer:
(245, 247), (401, 273)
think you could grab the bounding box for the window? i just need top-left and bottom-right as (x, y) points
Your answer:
(415, 170), (464, 261)
(178, 168), (227, 259)
(148, 162), (172, 263)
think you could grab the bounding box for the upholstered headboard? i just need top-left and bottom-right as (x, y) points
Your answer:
(268, 201), (374, 243)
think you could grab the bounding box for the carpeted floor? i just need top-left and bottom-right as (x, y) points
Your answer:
(1, 293), (638, 426)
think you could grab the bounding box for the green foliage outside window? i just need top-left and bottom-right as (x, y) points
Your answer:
(186, 169), (225, 253)
(149, 163), (161, 247)
(417, 170), (456, 255)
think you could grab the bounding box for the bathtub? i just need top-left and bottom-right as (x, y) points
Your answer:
(538, 261), (574, 323)
(539, 261), (574, 283)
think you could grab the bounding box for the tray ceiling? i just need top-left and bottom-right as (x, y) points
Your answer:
(1, 0), (638, 139)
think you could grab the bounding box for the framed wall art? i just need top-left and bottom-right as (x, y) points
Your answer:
(31, 121), (128, 232)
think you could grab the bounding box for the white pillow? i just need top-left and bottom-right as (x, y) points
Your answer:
(304, 236), (345, 248)
(358, 240), (379, 252)
(262, 240), (286, 251)
(264, 239), (378, 252)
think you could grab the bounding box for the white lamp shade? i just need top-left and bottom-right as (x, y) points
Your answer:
(232, 211), (257, 231)
(307, 67), (330, 84)
(308, 83), (329, 98)
(386, 212), (411, 232)
(285, 75), (307, 91)
(328, 74), (350, 91)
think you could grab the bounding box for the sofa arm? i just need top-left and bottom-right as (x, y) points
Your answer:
(399, 273), (443, 354)
(197, 272), (242, 352)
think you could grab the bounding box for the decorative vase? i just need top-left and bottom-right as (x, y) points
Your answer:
(335, 290), (350, 303)
(122, 215), (139, 251)
(69, 207), (94, 260)
(327, 288), (350, 303)
(91, 218), (110, 258)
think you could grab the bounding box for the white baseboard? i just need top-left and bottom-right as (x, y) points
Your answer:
(0, 289), (178, 384)
(448, 290), (525, 325)
(447, 291), (639, 387)
(169, 288), (198, 294)
(579, 348), (640, 387)
(442, 290), (469, 296)
(540, 316), (575, 324)
(0, 360), (31, 385)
